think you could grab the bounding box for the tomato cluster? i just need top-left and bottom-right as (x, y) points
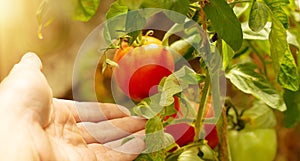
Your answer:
(111, 35), (219, 151)
(164, 96), (219, 149)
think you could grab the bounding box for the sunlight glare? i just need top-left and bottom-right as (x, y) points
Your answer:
(0, 0), (21, 24)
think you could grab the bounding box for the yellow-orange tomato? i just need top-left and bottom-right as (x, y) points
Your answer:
(113, 36), (162, 62)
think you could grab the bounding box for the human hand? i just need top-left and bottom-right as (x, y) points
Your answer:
(0, 53), (146, 161)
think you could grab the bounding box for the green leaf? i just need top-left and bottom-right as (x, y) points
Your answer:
(133, 93), (164, 119)
(226, 63), (287, 111)
(159, 66), (199, 106)
(242, 22), (271, 40)
(269, 16), (287, 74)
(119, 0), (144, 10)
(106, 1), (128, 19)
(125, 10), (146, 44)
(287, 31), (300, 49)
(278, 46), (299, 91)
(203, 0), (243, 51)
(222, 40), (235, 70)
(140, 0), (167, 8)
(104, 2), (128, 42)
(283, 89), (300, 127)
(264, 0), (289, 29)
(163, 0), (190, 23)
(144, 116), (169, 160)
(145, 117), (164, 150)
(134, 153), (154, 161)
(72, 0), (101, 22)
(249, 1), (269, 32)
(242, 101), (277, 129)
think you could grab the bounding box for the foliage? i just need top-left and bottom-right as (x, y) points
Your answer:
(37, 0), (300, 160)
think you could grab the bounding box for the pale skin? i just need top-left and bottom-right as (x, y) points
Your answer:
(0, 53), (146, 161)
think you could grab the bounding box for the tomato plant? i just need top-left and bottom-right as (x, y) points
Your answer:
(38, 0), (300, 160)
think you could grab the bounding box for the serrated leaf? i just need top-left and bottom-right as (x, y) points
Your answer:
(203, 0), (243, 51)
(269, 16), (287, 74)
(283, 89), (300, 127)
(144, 117), (167, 160)
(72, 0), (101, 22)
(145, 117), (164, 151)
(159, 66), (199, 106)
(133, 93), (164, 119)
(278, 46), (299, 91)
(249, 1), (269, 32)
(242, 101), (277, 129)
(226, 63), (287, 111)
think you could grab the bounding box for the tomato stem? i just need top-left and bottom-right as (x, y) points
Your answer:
(194, 71), (211, 141)
(220, 107), (231, 161)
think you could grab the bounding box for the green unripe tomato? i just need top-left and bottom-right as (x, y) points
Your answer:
(228, 128), (277, 161)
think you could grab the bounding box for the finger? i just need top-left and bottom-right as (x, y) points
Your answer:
(104, 130), (145, 149)
(13, 52), (43, 71)
(77, 116), (146, 144)
(55, 99), (131, 122)
(0, 52), (52, 127)
(88, 136), (145, 161)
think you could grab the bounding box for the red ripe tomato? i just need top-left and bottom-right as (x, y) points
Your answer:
(165, 123), (195, 147)
(113, 37), (174, 101)
(204, 124), (219, 149)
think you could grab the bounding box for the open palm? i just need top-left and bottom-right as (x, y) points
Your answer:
(0, 53), (146, 161)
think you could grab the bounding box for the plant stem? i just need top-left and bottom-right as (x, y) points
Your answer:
(194, 72), (211, 141)
(220, 107), (231, 161)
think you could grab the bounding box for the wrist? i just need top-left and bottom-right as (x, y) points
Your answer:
(0, 116), (40, 161)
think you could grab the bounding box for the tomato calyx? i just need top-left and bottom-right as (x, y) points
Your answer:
(225, 98), (247, 131)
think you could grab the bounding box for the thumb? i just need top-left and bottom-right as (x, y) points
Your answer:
(0, 52), (53, 127)
(15, 52), (43, 71)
